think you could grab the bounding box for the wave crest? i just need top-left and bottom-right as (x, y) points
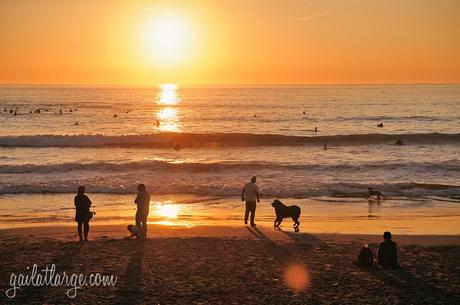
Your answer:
(0, 160), (458, 174)
(0, 132), (458, 148)
(1, 181), (458, 199)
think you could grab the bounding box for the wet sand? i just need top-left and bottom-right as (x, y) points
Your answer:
(3, 194), (460, 236)
(0, 224), (459, 304)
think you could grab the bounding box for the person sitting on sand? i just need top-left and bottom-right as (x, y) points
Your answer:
(377, 122), (384, 128)
(357, 244), (374, 267)
(134, 184), (150, 238)
(242, 176), (260, 227)
(378, 231), (400, 269)
(74, 186), (92, 242)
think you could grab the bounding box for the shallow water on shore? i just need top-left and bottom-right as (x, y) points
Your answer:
(1, 193), (459, 235)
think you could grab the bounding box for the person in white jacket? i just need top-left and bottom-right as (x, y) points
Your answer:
(242, 176), (260, 227)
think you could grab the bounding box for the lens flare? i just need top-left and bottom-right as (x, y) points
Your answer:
(283, 263), (310, 292)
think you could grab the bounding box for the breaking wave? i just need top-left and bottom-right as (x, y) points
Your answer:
(1, 181), (459, 199)
(0, 132), (458, 148)
(0, 160), (459, 174)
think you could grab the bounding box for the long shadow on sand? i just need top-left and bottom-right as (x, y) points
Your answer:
(5, 239), (85, 303)
(278, 228), (324, 250)
(246, 226), (326, 266)
(246, 226), (324, 251)
(54, 241), (84, 270)
(370, 268), (460, 304)
(113, 239), (147, 305)
(246, 226), (303, 267)
(246, 226), (276, 244)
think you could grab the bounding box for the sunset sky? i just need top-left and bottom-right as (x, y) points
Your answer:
(1, 0), (459, 85)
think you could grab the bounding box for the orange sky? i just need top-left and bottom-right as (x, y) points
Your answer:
(1, 0), (459, 85)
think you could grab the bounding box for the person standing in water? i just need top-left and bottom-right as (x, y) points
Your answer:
(242, 176), (260, 226)
(74, 186), (92, 242)
(134, 184), (151, 238)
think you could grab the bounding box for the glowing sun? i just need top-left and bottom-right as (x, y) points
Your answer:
(142, 15), (192, 64)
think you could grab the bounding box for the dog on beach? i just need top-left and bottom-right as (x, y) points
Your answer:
(86, 211), (96, 222)
(126, 224), (140, 239)
(368, 187), (384, 200)
(271, 199), (301, 232)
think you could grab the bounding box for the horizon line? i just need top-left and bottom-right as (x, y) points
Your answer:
(1, 82), (460, 88)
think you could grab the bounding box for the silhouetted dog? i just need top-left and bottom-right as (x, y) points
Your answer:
(368, 187), (384, 199)
(271, 199), (301, 232)
(127, 224), (140, 239)
(86, 211), (96, 222)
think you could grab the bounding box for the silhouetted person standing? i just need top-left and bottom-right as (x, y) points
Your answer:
(134, 184), (150, 238)
(242, 176), (260, 226)
(378, 231), (400, 269)
(74, 186), (92, 242)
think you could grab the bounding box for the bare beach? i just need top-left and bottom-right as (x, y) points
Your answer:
(1, 224), (459, 304)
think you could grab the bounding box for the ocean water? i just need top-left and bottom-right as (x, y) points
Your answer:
(1, 84), (459, 232)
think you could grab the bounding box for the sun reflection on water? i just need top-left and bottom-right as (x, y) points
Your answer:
(157, 84), (179, 105)
(155, 203), (180, 218)
(155, 84), (181, 132)
(157, 107), (177, 120)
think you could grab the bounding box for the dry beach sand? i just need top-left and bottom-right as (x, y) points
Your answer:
(0, 225), (459, 304)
